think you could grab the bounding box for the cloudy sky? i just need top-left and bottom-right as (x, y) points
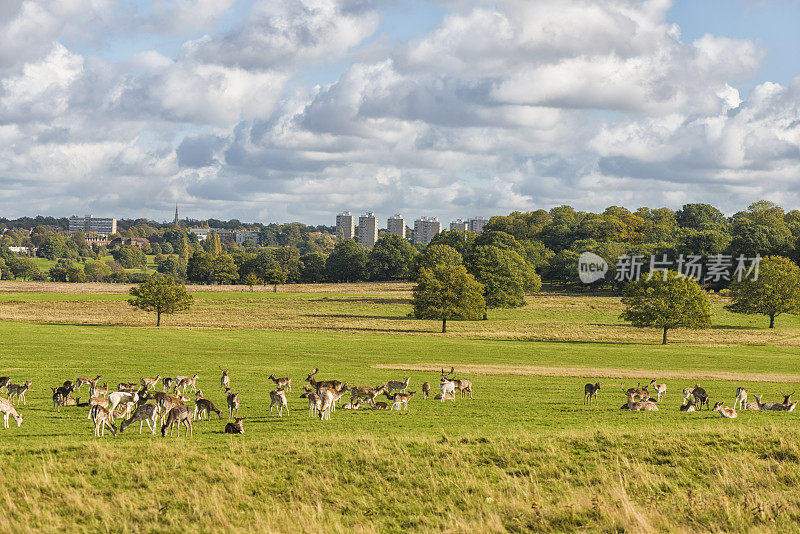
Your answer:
(2, 0), (800, 225)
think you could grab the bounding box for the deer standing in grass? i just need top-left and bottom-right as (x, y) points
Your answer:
(734, 387), (748, 410)
(268, 374), (291, 392)
(390, 391), (416, 411)
(269, 388), (289, 416)
(194, 396), (223, 420)
(140, 375), (161, 391)
(226, 389), (240, 420)
(7, 381), (31, 405)
(175, 374), (199, 394)
(713, 401), (738, 419)
(650, 379), (666, 402)
(691, 384), (710, 410)
(305, 368), (344, 393)
(386, 377), (410, 394)
(422, 382), (431, 400)
(120, 404), (159, 434)
(92, 406), (117, 437)
(439, 370), (457, 403)
(0, 377), (10, 393)
(161, 405), (193, 437)
(220, 367), (230, 391)
(76, 375), (101, 391)
(0, 397), (22, 428)
(584, 382), (601, 405)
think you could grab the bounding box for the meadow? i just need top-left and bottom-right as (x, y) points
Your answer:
(1, 281), (800, 532)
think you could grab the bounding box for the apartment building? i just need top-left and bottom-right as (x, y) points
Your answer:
(358, 212), (378, 248)
(387, 214), (406, 238)
(450, 219), (467, 232)
(336, 211), (355, 240)
(468, 217), (488, 233)
(413, 217), (442, 245)
(68, 215), (117, 236)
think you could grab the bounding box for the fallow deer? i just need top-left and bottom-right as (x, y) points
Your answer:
(390, 391), (416, 411)
(305, 368), (343, 392)
(650, 379), (666, 402)
(0, 377), (10, 393)
(349, 384), (385, 407)
(622, 386), (658, 411)
(268, 374), (291, 392)
(176, 374), (199, 393)
(225, 417), (245, 434)
(422, 382), (431, 399)
(386, 377), (410, 394)
(680, 398), (696, 412)
(140, 375), (161, 390)
(269, 388), (289, 416)
(120, 404), (159, 434)
(90, 382), (108, 398)
(76, 375), (101, 391)
(7, 381), (31, 405)
(682, 387), (694, 405)
(92, 406), (117, 437)
(342, 399), (362, 410)
(734, 387), (748, 410)
(439, 370), (457, 402)
(107, 390), (140, 421)
(194, 397), (223, 420)
(162, 377), (173, 392)
(691, 384), (710, 410)
(220, 367), (230, 391)
(0, 397), (22, 428)
(584, 382), (601, 405)
(161, 405), (193, 437)
(226, 389), (240, 420)
(713, 401), (738, 419)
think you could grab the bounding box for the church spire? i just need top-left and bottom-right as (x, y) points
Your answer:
(173, 204), (179, 225)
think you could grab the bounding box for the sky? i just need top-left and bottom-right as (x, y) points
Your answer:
(2, 0), (800, 226)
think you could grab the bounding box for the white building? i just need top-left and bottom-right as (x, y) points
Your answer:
(235, 231), (260, 245)
(189, 228), (211, 242)
(336, 211), (355, 240)
(450, 219), (467, 232)
(468, 217), (488, 233)
(68, 215), (117, 236)
(358, 212), (378, 248)
(388, 214), (406, 239)
(413, 217), (442, 245)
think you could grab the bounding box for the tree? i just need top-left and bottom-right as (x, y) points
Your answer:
(413, 244), (463, 280)
(299, 252), (326, 283)
(466, 246), (541, 312)
(325, 240), (368, 282)
(84, 259), (111, 282)
(128, 274), (194, 326)
(367, 234), (417, 281)
(726, 256), (800, 328)
(186, 251), (213, 284)
(209, 254), (239, 285)
(10, 257), (44, 281)
(412, 264), (485, 333)
(113, 246), (147, 269)
(263, 268), (287, 293)
(620, 271), (711, 344)
(241, 272), (260, 292)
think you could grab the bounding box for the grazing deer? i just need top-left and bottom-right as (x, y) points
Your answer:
(87, 397), (110, 420)
(51, 383), (76, 412)
(305, 368), (344, 392)
(622, 386), (658, 411)
(454, 378), (473, 399)
(691, 384), (710, 410)
(176, 374), (199, 393)
(154, 392), (188, 423)
(140, 375), (161, 391)
(372, 401), (389, 409)
(349, 384), (384, 407)
(386, 377), (411, 394)
(90, 382), (108, 398)
(342, 399), (362, 410)
(584, 382), (601, 405)
(161, 405), (193, 437)
(713, 401), (738, 419)
(7, 381), (31, 405)
(0, 377), (10, 393)
(92, 406), (117, 437)
(439, 370), (457, 402)
(434, 392), (456, 401)
(220, 366), (230, 391)
(734, 387), (748, 410)
(107, 390), (140, 421)
(682, 387), (694, 405)
(268, 374), (292, 392)
(269, 388), (289, 416)
(302, 390), (321, 417)
(390, 391), (416, 411)
(650, 379), (666, 402)
(225, 417), (245, 434)
(422, 382), (431, 399)
(317, 387), (348, 420)
(680, 398), (696, 412)
(76, 375), (102, 391)
(226, 389), (240, 420)
(162, 377), (173, 392)
(194, 397), (223, 420)
(0, 397), (22, 428)
(120, 404), (159, 434)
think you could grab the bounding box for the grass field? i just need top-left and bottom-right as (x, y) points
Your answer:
(1, 281), (800, 532)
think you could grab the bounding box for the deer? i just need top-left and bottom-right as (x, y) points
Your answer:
(682, 387), (694, 405)
(7, 381), (31, 405)
(342, 398), (362, 410)
(754, 392), (797, 411)
(780, 389), (796, 411)
(439, 370), (457, 402)
(120, 404), (159, 434)
(225, 417), (245, 434)
(117, 382), (139, 393)
(622, 385), (658, 411)
(107, 390), (140, 421)
(650, 379), (666, 402)
(269, 388), (289, 416)
(713, 401), (738, 419)
(90, 382), (108, 398)
(584, 382), (601, 405)
(161, 405), (193, 437)
(87, 397), (110, 420)
(220, 367), (230, 391)
(386, 377), (411, 394)
(140, 375), (162, 391)
(349, 384), (385, 407)
(268, 374), (291, 392)
(680, 397), (696, 412)
(92, 406), (117, 437)
(623, 383), (649, 402)
(162, 377), (173, 392)
(302, 390), (321, 417)
(305, 368), (344, 393)
(0, 397), (22, 428)
(372, 401), (389, 409)
(434, 392), (456, 401)
(51, 383), (76, 412)
(154, 392), (188, 423)
(317, 387), (348, 420)
(75, 375), (102, 391)
(0, 377), (10, 393)
(422, 382), (431, 399)
(226, 389), (240, 420)
(175, 374), (199, 393)
(194, 397), (223, 421)
(390, 391), (416, 411)
(734, 387), (748, 410)
(691, 384), (710, 410)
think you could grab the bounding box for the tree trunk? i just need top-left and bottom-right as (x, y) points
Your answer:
(157, 311), (161, 327)
(662, 326), (668, 345)
(770, 314), (775, 329)
(442, 317), (447, 333)
(273, 284), (277, 293)
(482, 307), (488, 321)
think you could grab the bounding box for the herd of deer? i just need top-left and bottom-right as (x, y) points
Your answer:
(584, 379), (798, 418)
(0, 366), (475, 435)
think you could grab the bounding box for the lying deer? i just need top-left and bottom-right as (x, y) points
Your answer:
(622, 386), (658, 411)
(342, 399), (362, 410)
(680, 398), (696, 412)
(713, 401), (737, 419)
(161, 405), (193, 437)
(0, 397), (22, 428)
(225, 417), (245, 434)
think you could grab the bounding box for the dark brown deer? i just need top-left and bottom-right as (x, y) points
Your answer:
(584, 382), (601, 405)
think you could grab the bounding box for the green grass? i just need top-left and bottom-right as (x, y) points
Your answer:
(1, 285), (800, 531)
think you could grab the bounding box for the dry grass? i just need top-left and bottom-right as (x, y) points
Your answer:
(0, 280), (413, 294)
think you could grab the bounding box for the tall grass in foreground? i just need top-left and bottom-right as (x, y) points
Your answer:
(1, 427), (800, 532)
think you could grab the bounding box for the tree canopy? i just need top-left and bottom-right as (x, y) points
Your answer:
(726, 255), (800, 328)
(412, 264), (485, 333)
(128, 274), (194, 326)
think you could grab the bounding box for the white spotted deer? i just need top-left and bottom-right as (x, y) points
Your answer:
(269, 388), (289, 416)
(734, 387), (748, 410)
(621, 385), (658, 411)
(76, 375), (102, 391)
(92, 406), (117, 437)
(650, 379), (666, 402)
(120, 404), (159, 434)
(0, 397), (22, 428)
(268, 374), (292, 392)
(713, 401), (738, 419)
(140, 375), (162, 391)
(390, 391), (416, 411)
(386, 377), (410, 394)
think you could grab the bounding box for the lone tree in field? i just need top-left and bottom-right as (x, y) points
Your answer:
(620, 271), (711, 344)
(263, 268), (287, 293)
(726, 255), (800, 328)
(412, 264), (485, 333)
(128, 274), (194, 326)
